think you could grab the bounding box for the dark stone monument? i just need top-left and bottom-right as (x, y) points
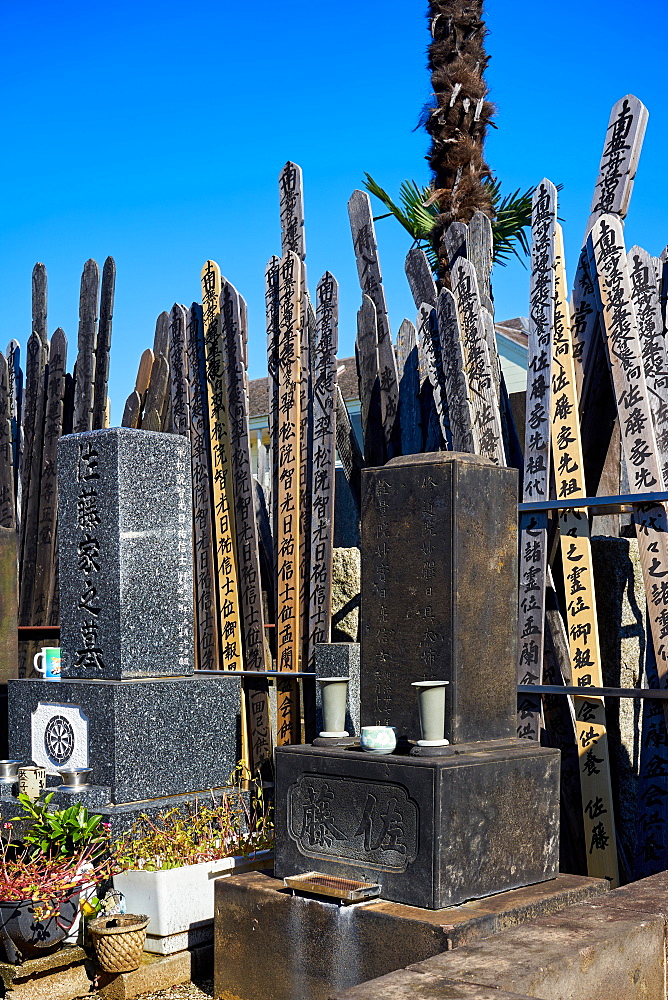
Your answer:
(314, 643), (360, 738)
(360, 452), (517, 743)
(5, 428), (240, 832)
(274, 453), (560, 909)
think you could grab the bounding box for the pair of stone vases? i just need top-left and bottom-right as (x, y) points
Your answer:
(317, 677), (449, 747)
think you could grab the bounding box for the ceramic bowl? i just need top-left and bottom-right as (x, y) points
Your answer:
(360, 726), (397, 755)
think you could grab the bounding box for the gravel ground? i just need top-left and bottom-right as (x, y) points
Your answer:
(90, 977), (218, 999)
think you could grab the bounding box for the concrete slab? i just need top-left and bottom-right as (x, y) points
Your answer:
(213, 871), (608, 1000)
(330, 970), (535, 1000)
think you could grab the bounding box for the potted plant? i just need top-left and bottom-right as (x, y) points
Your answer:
(0, 835), (116, 964)
(0, 793), (118, 963)
(113, 763), (273, 955)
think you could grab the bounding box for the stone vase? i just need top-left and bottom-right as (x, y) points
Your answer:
(317, 677), (349, 737)
(412, 680), (450, 746)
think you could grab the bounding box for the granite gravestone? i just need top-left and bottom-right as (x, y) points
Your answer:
(275, 453), (560, 909)
(361, 452), (517, 743)
(6, 428), (240, 832)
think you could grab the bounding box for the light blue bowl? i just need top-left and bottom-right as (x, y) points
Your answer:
(360, 726), (397, 754)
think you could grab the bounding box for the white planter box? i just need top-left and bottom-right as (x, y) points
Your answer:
(113, 850), (273, 954)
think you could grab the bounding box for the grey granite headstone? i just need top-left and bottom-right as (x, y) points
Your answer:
(361, 452), (518, 743)
(58, 428), (193, 680)
(314, 643), (360, 737)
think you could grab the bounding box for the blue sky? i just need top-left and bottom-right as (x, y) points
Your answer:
(0, 1), (666, 419)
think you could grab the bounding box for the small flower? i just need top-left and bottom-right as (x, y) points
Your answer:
(3, 822), (12, 829)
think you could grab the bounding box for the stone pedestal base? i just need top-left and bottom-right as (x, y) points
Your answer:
(213, 871), (608, 1000)
(275, 740), (560, 909)
(5, 674), (241, 835)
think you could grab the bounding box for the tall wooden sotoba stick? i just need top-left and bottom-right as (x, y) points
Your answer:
(220, 278), (272, 768)
(201, 260), (243, 673)
(349, 190), (399, 451)
(306, 272), (339, 671)
(628, 245), (668, 483)
(437, 288), (475, 454)
(552, 224), (619, 885)
(395, 318), (422, 457)
(186, 303), (220, 672)
(417, 303), (449, 449)
(275, 251), (302, 745)
(356, 294), (383, 466)
(450, 257), (504, 464)
(92, 257), (115, 430)
(169, 304), (190, 440)
(405, 248), (437, 310)
(573, 95), (649, 395)
(265, 255), (281, 606)
(73, 259), (100, 434)
(0, 353), (15, 529)
(516, 180), (557, 742)
(279, 163), (312, 679)
(591, 215), (668, 713)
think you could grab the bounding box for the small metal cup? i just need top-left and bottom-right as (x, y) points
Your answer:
(58, 767), (92, 790)
(0, 761), (21, 784)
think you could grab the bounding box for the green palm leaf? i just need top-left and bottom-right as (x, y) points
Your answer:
(363, 174), (555, 272)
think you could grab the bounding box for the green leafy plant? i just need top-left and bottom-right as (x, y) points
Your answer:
(12, 792), (111, 862)
(363, 173), (539, 270)
(115, 763), (273, 872)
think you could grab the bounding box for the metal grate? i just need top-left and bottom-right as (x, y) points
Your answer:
(284, 871), (381, 903)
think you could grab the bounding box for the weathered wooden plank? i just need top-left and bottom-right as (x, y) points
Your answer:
(552, 223), (619, 885)
(18, 333), (45, 564)
(443, 221), (467, 274)
(141, 407), (161, 431)
(20, 334), (49, 625)
(0, 354), (15, 529)
(201, 261), (243, 673)
(219, 280), (272, 767)
(265, 256), (281, 565)
(31, 327), (66, 626)
(73, 259), (99, 433)
(585, 95), (649, 238)
(136, 348), (154, 400)
(590, 214), (668, 707)
(516, 179), (558, 742)
(348, 190), (399, 447)
(279, 161), (306, 261)
(143, 354), (169, 425)
(417, 302), (449, 448)
(468, 210), (493, 302)
(437, 288), (475, 454)
(153, 311), (170, 361)
(121, 390), (141, 428)
(395, 318), (422, 456)
(299, 299), (313, 682)
(481, 306), (501, 402)
(628, 245), (668, 482)
(275, 251), (302, 744)
(571, 250), (600, 401)
(92, 257), (115, 430)
(186, 302), (220, 673)
(6, 340), (22, 515)
(335, 385), (362, 512)
(405, 248), (437, 309)
(307, 272), (338, 670)
(356, 294), (384, 466)
(450, 257), (505, 464)
(0, 527), (18, 683)
(31, 263), (48, 349)
(169, 304), (190, 438)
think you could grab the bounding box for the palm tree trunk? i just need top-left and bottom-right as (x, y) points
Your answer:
(426, 1), (495, 280)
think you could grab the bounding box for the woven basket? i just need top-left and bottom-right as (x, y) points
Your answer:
(88, 913), (149, 973)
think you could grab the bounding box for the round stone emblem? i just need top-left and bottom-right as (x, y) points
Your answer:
(44, 715), (75, 765)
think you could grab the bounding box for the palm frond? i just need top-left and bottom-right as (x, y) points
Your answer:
(364, 173), (562, 272)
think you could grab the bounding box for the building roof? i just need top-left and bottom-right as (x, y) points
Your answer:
(248, 356), (358, 417)
(248, 319), (528, 418)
